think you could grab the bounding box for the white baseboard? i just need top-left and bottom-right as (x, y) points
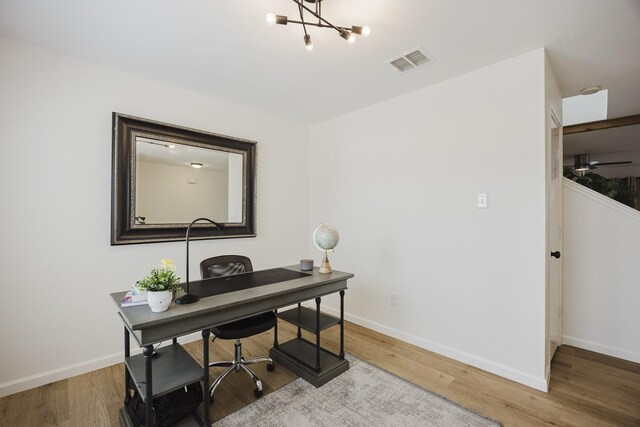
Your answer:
(316, 304), (549, 392)
(561, 335), (640, 363)
(3, 307), (557, 398)
(0, 332), (202, 398)
(0, 352), (123, 399)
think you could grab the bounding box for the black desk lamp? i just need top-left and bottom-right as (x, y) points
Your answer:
(174, 217), (225, 305)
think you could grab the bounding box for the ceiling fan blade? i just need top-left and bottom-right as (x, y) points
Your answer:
(594, 161), (632, 166)
(574, 155), (632, 171)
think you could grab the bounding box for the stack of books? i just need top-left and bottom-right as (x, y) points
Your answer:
(121, 286), (148, 307)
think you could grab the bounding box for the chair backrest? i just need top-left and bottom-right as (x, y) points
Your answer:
(200, 255), (253, 279)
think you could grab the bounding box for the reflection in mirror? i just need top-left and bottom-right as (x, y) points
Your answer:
(134, 137), (244, 224)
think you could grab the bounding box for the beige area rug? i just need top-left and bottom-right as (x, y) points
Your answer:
(213, 354), (501, 426)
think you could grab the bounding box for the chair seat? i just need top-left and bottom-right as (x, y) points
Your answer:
(212, 311), (277, 340)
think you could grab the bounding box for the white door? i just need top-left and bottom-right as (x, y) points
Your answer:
(547, 110), (563, 363)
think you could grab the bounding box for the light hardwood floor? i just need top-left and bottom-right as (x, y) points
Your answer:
(1, 320), (639, 426)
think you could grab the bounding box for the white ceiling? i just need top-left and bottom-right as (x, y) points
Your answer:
(1, 0), (639, 126)
(137, 137), (231, 171)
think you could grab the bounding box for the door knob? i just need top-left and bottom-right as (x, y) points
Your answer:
(550, 251), (561, 259)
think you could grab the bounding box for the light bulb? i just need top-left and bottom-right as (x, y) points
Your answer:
(361, 25), (371, 37)
(266, 13), (276, 25)
(340, 29), (356, 44)
(304, 35), (314, 51)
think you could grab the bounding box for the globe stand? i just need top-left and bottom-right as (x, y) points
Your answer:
(319, 250), (332, 274)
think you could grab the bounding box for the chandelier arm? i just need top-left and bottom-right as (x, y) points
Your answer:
(286, 20), (347, 30)
(297, 2), (309, 37)
(290, 0), (344, 33)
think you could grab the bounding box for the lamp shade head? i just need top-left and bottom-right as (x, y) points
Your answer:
(351, 26), (371, 37)
(340, 29), (355, 44)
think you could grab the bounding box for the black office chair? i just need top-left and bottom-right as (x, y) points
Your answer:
(200, 255), (276, 402)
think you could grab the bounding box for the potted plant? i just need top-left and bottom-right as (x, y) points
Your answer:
(136, 259), (182, 312)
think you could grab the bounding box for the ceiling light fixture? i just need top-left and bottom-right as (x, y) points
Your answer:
(580, 86), (601, 96)
(139, 139), (176, 149)
(266, 0), (370, 51)
(190, 162), (203, 169)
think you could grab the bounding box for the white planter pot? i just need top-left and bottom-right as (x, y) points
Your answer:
(147, 290), (172, 312)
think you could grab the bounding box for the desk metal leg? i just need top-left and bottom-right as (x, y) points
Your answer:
(315, 297), (321, 372)
(124, 327), (131, 405)
(297, 303), (302, 339)
(339, 290), (345, 359)
(143, 345), (155, 427)
(202, 329), (211, 427)
(273, 309), (279, 348)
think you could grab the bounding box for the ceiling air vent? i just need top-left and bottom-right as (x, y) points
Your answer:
(388, 47), (434, 73)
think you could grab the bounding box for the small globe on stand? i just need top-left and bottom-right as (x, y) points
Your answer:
(313, 223), (340, 273)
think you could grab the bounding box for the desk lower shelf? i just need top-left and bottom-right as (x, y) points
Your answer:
(277, 306), (340, 333)
(270, 338), (349, 387)
(125, 344), (203, 402)
(119, 407), (201, 427)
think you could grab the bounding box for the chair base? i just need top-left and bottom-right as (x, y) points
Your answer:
(208, 339), (274, 401)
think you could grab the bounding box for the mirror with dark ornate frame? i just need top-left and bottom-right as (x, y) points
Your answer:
(111, 113), (256, 245)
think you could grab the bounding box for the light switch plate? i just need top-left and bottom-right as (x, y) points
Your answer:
(477, 193), (488, 208)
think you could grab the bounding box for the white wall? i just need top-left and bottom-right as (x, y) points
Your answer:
(137, 161), (229, 223)
(309, 49), (549, 391)
(0, 36), (309, 396)
(0, 37), (559, 396)
(228, 154), (243, 222)
(562, 179), (640, 363)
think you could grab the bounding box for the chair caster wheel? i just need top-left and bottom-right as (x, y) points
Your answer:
(267, 363), (275, 371)
(254, 388), (263, 398)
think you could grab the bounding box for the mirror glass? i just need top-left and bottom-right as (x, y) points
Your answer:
(111, 113), (256, 245)
(134, 137), (244, 224)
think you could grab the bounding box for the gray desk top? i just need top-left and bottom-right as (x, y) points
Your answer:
(111, 265), (354, 347)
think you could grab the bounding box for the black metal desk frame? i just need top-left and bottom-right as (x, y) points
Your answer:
(113, 267), (353, 427)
